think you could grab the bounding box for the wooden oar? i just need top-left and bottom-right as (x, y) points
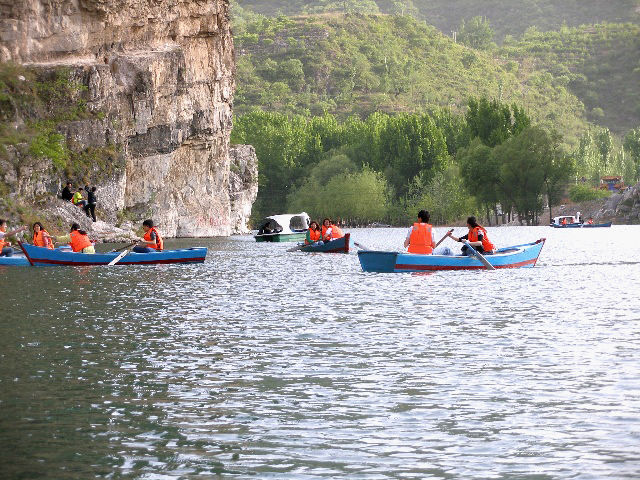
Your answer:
(108, 247), (133, 266)
(434, 229), (454, 249)
(287, 243), (305, 252)
(353, 241), (371, 250)
(110, 241), (138, 253)
(462, 240), (496, 271)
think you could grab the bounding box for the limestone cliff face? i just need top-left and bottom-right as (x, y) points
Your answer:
(0, 0), (256, 236)
(596, 181), (640, 224)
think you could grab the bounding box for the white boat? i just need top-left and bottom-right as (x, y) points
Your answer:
(254, 212), (311, 242)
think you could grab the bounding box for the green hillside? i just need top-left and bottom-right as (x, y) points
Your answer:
(233, 12), (591, 144)
(235, 0), (640, 38)
(500, 22), (640, 134)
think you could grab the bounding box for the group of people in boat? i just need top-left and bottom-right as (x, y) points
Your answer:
(304, 218), (345, 246)
(301, 210), (496, 255)
(403, 210), (494, 255)
(0, 218), (164, 256)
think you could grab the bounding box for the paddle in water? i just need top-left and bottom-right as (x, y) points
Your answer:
(462, 240), (495, 271)
(108, 244), (135, 265)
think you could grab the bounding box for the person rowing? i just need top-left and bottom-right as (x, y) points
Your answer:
(448, 216), (496, 255)
(133, 219), (164, 253)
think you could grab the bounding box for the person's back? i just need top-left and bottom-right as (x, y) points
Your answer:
(405, 210), (434, 254)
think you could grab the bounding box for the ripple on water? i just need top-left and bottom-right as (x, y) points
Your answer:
(1, 227), (640, 478)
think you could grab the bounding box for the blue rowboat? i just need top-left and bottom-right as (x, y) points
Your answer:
(0, 254), (30, 266)
(582, 222), (612, 228)
(300, 233), (350, 253)
(358, 239), (545, 272)
(19, 242), (207, 266)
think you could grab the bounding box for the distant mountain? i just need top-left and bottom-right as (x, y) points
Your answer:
(235, 0), (640, 38)
(233, 10), (640, 141)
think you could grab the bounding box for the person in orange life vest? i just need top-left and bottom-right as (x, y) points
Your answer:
(403, 209), (436, 254)
(32, 222), (54, 249)
(321, 218), (344, 242)
(133, 219), (164, 253)
(0, 219), (27, 257)
(45, 223), (95, 253)
(561, 217), (567, 225)
(586, 217), (594, 225)
(449, 216), (495, 255)
(305, 220), (323, 245)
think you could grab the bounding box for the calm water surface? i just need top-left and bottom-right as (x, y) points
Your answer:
(1, 226), (639, 479)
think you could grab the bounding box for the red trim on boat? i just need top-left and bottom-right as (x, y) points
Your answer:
(394, 257), (538, 271)
(25, 257), (205, 266)
(17, 241), (34, 266)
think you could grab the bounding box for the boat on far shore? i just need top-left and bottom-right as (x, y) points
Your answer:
(550, 212), (611, 228)
(254, 212), (310, 242)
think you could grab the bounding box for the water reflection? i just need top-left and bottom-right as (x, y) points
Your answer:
(1, 227), (639, 478)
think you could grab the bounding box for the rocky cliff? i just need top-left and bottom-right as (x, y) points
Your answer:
(595, 181), (640, 224)
(0, 0), (257, 236)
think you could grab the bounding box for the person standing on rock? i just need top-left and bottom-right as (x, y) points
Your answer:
(85, 186), (97, 222)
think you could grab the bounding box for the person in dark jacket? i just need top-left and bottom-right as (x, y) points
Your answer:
(84, 186), (97, 222)
(61, 182), (73, 201)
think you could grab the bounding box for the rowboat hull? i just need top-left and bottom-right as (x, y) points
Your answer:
(254, 232), (307, 242)
(582, 222), (612, 228)
(358, 239), (545, 272)
(300, 233), (350, 253)
(19, 242), (207, 266)
(0, 254), (30, 266)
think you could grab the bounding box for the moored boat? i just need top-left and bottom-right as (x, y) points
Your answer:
(19, 242), (207, 266)
(358, 239), (545, 272)
(549, 212), (611, 228)
(0, 254), (30, 266)
(300, 233), (350, 253)
(254, 212), (310, 242)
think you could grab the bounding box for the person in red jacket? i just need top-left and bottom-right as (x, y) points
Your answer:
(449, 216), (496, 255)
(134, 219), (164, 253)
(321, 218), (344, 242)
(404, 210), (435, 254)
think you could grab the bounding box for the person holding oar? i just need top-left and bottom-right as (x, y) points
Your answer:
(448, 216), (495, 255)
(133, 219), (163, 253)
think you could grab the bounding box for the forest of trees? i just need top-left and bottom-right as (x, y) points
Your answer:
(230, 2), (640, 225)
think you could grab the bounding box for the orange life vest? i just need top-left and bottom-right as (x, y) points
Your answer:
(408, 222), (434, 254)
(143, 227), (164, 251)
(0, 236), (8, 249)
(306, 228), (322, 245)
(69, 230), (93, 252)
(468, 226), (495, 252)
(33, 230), (54, 249)
(322, 224), (344, 240)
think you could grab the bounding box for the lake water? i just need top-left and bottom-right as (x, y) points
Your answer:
(1, 226), (639, 479)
